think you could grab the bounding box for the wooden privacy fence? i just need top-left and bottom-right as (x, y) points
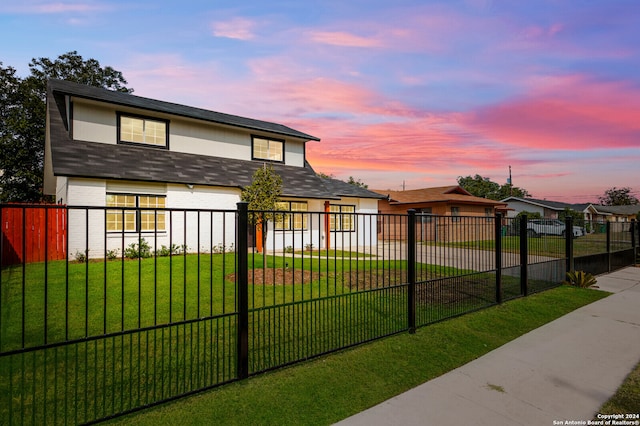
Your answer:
(1, 204), (67, 266)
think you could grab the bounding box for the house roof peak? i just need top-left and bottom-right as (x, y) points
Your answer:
(47, 79), (320, 142)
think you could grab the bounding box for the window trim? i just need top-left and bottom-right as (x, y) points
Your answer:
(117, 112), (170, 149)
(420, 207), (433, 224)
(251, 135), (285, 163)
(485, 207), (494, 222)
(106, 193), (167, 233)
(451, 206), (461, 222)
(274, 201), (308, 231)
(330, 204), (356, 232)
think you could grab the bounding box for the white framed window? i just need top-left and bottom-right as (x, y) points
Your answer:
(106, 193), (166, 232)
(252, 136), (284, 162)
(330, 205), (355, 231)
(274, 201), (307, 230)
(118, 114), (168, 148)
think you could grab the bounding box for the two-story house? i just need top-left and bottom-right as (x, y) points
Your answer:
(43, 79), (383, 256)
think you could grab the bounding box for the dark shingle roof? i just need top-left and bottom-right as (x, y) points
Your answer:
(51, 139), (342, 198)
(320, 177), (386, 200)
(46, 80), (337, 199)
(591, 204), (640, 215)
(501, 197), (577, 210)
(48, 79), (320, 142)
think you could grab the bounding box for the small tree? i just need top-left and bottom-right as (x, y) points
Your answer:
(598, 187), (639, 206)
(241, 164), (283, 258)
(559, 207), (584, 227)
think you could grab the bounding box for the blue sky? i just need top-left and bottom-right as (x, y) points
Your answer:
(2, 0), (639, 202)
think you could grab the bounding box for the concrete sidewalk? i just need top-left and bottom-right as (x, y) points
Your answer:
(335, 267), (640, 426)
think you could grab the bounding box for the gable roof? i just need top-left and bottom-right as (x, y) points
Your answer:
(588, 204), (640, 216)
(48, 79), (320, 142)
(45, 80), (338, 199)
(373, 186), (505, 206)
(500, 196), (577, 211)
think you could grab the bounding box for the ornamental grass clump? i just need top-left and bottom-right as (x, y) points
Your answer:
(562, 270), (597, 288)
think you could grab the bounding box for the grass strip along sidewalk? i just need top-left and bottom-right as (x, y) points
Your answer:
(110, 286), (608, 426)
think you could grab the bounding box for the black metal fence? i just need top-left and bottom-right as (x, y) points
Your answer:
(1, 204), (637, 424)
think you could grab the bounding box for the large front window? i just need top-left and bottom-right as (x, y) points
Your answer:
(274, 201), (307, 230)
(106, 194), (166, 232)
(118, 114), (168, 148)
(252, 136), (284, 162)
(330, 205), (355, 231)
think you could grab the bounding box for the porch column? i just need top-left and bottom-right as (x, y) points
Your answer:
(256, 220), (263, 253)
(324, 201), (331, 250)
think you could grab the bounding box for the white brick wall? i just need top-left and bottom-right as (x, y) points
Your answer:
(63, 179), (379, 258)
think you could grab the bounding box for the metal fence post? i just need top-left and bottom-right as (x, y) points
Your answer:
(236, 201), (249, 379)
(606, 221), (611, 273)
(631, 219), (637, 265)
(519, 215), (528, 297)
(407, 209), (416, 333)
(495, 213), (502, 304)
(565, 216), (574, 273)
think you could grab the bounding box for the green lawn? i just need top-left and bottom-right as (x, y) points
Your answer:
(425, 232), (627, 258)
(1, 252), (479, 353)
(0, 251), (584, 425)
(106, 285), (608, 426)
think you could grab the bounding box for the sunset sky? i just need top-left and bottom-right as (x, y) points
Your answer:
(2, 0), (639, 202)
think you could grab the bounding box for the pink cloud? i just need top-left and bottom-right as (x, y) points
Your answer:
(211, 17), (256, 40)
(307, 31), (383, 48)
(465, 75), (640, 150)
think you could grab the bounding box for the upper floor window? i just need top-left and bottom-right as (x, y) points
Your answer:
(252, 136), (284, 162)
(330, 205), (355, 232)
(118, 114), (168, 148)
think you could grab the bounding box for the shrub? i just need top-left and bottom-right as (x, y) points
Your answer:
(155, 244), (186, 256)
(562, 270), (597, 288)
(212, 243), (234, 253)
(106, 249), (119, 260)
(124, 238), (152, 259)
(73, 249), (89, 263)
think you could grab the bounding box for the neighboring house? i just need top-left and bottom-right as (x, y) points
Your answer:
(372, 186), (508, 242)
(500, 197), (579, 219)
(583, 204), (640, 223)
(43, 79), (383, 256)
(502, 196), (639, 224)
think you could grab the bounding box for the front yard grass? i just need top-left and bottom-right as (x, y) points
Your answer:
(108, 285), (608, 426)
(427, 232), (621, 258)
(1, 253), (466, 352)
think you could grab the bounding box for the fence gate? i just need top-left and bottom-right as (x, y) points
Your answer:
(1, 204), (67, 266)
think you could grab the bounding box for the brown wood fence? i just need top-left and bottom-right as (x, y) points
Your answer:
(1, 205), (67, 266)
